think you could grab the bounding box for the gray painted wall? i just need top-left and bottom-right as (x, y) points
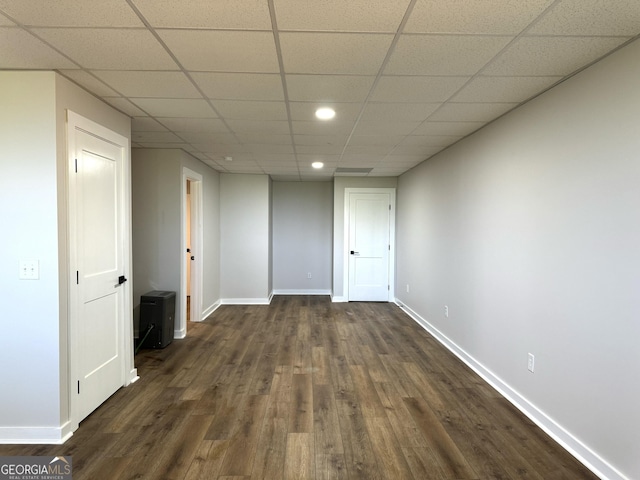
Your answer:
(220, 173), (271, 302)
(132, 149), (220, 330)
(0, 72), (130, 441)
(396, 39), (640, 480)
(272, 181), (333, 293)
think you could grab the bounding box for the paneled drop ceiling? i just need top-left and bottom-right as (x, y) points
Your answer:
(1, 0), (638, 180)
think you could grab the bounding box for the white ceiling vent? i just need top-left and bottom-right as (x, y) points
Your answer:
(334, 167), (373, 176)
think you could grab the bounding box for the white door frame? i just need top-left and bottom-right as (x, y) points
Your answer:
(179, 167), (203, 336)
(67, 111), (136, 434)
(343, 188), (396, 302)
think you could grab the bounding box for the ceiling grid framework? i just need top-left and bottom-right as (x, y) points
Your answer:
(1, 0), (639, 180)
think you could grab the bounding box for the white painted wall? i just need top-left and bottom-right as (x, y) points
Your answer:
(272, 181), (333, 294)
(332, 177), (397, 301)
(0, 71), (131, 442)
(220, 174), (271, 303)
(396, 39), (640, 480)
(131, 149), (220, 330)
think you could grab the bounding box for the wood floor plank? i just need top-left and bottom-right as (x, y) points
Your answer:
(335, 399), (382, 480)
(219, 395), (269, 477)
(285, 432), (315, 480)
(250, 417), (287, 480)
(290, 373), (314, 433)
(0, 296), (599, 480)
(313, 384), (344, 456)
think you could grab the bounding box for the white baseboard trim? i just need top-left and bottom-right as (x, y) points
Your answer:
(173, 327), (187, 339)
(272, 289), (332, 296)
(331, 295), (347, 303)
(128, 368), (139, 385)
(395, 299), (628, 480)
(221, 297), (272, 305)
(201, 300), (221, 320)
(0, 424), (73, 445)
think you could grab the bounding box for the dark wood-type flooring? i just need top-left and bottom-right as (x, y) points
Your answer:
(0, 296), (598, 479)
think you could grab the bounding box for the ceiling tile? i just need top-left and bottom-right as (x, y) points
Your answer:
(271, 175), (302, 182)
(385, 154), (431, 164)
(101, 97), (148, 116)
(289, 102), (362, 122)
(254, 154), (297, 165)
(530, 0), (640, 36)
(33, 28), (177, 70)
(483, 36), (629, 76)
(293, 135), (348, 147)
(156, 117), (228, 132)
(236, 133), (292, 145)
(132, 117), (169, 132)
(245, 144), (294, 154)
(130, 98), (218, 118)
(427, 102), (518, 122)
(343, 145), (395, 156)
(280, 32), (394, 74)
(179, 132), (238, 144)
(212, 100), (288, 121)
(291, 121), (355, 136)
(348, 135), (404, 146)
(399, 135), (462, 147)
(405, 0), (554, 34)
(193, 144), (248, 154)
(58, 70), (119, 96)
(0, 28), (77, 68)
(341, 154), (388, 163)
(158, 30), (279, 72)
(371, 76), (469, 102)
(0, 14), (14, 25)
(132, 0), (272, 29)
(296, 144), (344, 155)
(135, 142), (191, 149)
(191, 73), (284, 101)
(92, 71), (200, 98)
(132, 131), (184, 143)
(352, 121), (421, 136)
(385, 34), (513, 75)
(0, 0), (143, 27)
(452, 75), (563, 103)
(273, 0), (411, 32)
(227, 120), (290, 135)
(361, 102), (440, 122)
(285, 74), (375, 103)
(390, 144), (444, 156)
(412, 121), (486, 136)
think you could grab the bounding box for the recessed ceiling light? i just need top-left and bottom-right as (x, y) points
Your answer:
(312, 161), (324, 169)
(315, 107), (336, 120)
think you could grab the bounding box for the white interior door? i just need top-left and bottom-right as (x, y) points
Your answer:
(348, 192), (392, 301)
(71, 122), (126, 422)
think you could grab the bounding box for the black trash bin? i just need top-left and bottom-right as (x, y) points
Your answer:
(139, 291), (176, 348)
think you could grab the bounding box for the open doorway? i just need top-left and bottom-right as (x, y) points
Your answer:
(179, 167), (203, 337)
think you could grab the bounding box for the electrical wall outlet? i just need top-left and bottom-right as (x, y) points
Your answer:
(19, 259), (39, 280)
(406, 284), (410, 293)
(444, 305), (449, 318)
(528, 353), (535, 373)
(307, 272), (312, 279)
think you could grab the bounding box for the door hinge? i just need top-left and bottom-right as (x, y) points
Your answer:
(76, 271), (79, 285)
(388, 244), (390, 251)
(77, 380), (80, 394)
(389, 204), (391, 210)
(74, 159), (78, 173)
(388, 285), (390, 291)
